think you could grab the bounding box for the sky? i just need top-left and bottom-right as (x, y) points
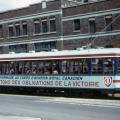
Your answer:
(0, 0), (42, 12)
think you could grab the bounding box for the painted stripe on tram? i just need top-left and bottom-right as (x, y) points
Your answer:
(113, 80), (120, 83)
(0, 54), (120, 61)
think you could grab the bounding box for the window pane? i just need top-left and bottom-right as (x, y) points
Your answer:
(44, 61), (52, 74)
(50, 19), (56, 32)
(0, 25), (3, 38)
(31, 61), (38, 74)
(18, 62), (25, 74)
(24, 61), (31, 74)
(80, 59), (89, 74)
(52, 61), (60, 74)
(105, 15), (112, 31)
(35, 23), (40, 34)
(91, 58), (103, 74)
(42, 19), (47, 33)
(15, 25), (21, 36)
(74, 19), (80, 31)
(89, 20), (96, 33)
(9, 44), (27, 53)
(103, 58), (113, 74)
(23, 24), (27, 35)
(8, 26), (14, 37)
(69, 60), (79, 74)
(38, 61), (44, 74)
(0, 46), (3, 54)
(34, 20), (41, 34)
(61, 60), (69, 74)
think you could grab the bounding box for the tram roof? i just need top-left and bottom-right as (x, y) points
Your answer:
(0, 48), (120, 61)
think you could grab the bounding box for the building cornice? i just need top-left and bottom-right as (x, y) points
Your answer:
(62, 8), (120, 21)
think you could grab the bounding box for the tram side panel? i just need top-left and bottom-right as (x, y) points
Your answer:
(0, 75), (118, 90)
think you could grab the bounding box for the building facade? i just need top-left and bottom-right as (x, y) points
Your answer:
(0, 0), (120, 54)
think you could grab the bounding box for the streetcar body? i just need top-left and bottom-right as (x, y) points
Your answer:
(0, 48), (120, 95)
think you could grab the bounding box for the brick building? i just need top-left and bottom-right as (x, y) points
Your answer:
(0, 0), (120, 53)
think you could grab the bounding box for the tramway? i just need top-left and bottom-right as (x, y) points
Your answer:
(0, 48), (120, 96)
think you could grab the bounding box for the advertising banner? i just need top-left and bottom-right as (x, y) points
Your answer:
(0, 75), (115, 89)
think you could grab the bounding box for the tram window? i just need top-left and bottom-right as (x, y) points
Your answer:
(61, 60), (69, 74)
(91, 58), (103, 74)
(24, 61), (31, 74)
(17, 62), (24, 74)
(2, 63), (6, 74)
(6, 62), (10, 74)
(10, 62), (17, 74)
(2, 61), (16, 75)
(69, 60), (79, 74)
(91, 58), (98, 74)
(69, 61), (74, 74)
(0, 63), (2, 74)
(31, 61), (38, 74)
(81, 59), (89, 74)
(73, 61), (79, 74)
(1, 63), (5, 74)
(52, 61), (60, 75)
(38, 61), (44, 74)
(44, 61), (52, 74)
(97, 59), (104, 74)
(103, 58), (113, 74)
(118, 58), (120, 73)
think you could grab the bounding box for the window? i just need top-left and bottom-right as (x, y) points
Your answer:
(35, 41), (56, 52)
(69, 60), (79, 74)
(22, 22), (27, 35)
(44, 61), (52, 74)
(0, 25), (3, 38)
(8, 25), (14, 37)
(41, 42), (50, 51)
(31, 61), (39, 74)
(52, 61), (60, 74)
(42, 1), (46, 9)
(0, 46), (3, 54)
(91, 58), (103, 74)
(34, 19), (41, 34)
(89, 18), (96, 33)
(84, 0), (88, 2)
(91, 58), (113, 74)
(17, 44), (27, 53)
(81, 59), (90, 74)
(61, 60), (69, 74)
(37, 61), (44, 74)
(15, 24), (21, 36)
(24, 61), (31, 74)
(42, 18), (48, 33)
(50, 17), (56, 32)
(103, 58), (113, 74)
(74, 19), (80, 31)
(117, 58), (120, 74)
(105, 15), (112, 31)
(9, 44), (27, 53)
(17, 62), (25, 74)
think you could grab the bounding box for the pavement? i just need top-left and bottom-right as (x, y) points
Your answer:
(0, 94), (120, 120)
(0, 116), (43, 120)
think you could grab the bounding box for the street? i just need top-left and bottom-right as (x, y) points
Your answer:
(0, 94), (120, 120)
